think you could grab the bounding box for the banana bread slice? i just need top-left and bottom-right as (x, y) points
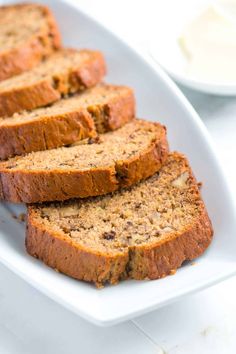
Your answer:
(0, 3), (61, 81)
(0, 119), (168, 203)
(0, 84), (135, 159)
(0, 48), (106, 117)
(26, 152), (213, 287)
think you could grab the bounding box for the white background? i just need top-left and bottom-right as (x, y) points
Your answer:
(1, 0), (236, 353)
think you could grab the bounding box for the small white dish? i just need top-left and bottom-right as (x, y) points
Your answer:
(1, 0), (236, 326)
(149, 0), (236, 95)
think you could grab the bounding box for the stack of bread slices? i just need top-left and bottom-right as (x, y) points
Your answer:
(0, 3), (213, 288)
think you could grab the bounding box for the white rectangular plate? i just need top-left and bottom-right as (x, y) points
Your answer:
(1, 0), (236, 327)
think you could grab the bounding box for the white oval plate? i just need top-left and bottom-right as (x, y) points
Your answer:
(149, 0), (236, 95)
(1, 0), (236, 326)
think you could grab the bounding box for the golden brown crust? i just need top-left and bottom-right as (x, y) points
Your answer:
(0, 167), (119, 203)
(116, 126), (168, 187)
(102, 87), (135, 132)
(0, 4), (61, 81)
(25, 193), (213, 287)
(0, 110), (96, 160)
(0, 85), (135, 159)
(0, 80), (61, 117)
(0, 123), (168, 203)
(69, 51), (106, 92)
(0, 50), (106, 117)
(88, 87), (135, 133)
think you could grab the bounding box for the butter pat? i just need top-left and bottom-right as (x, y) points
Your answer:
(179, 6), (236, 82)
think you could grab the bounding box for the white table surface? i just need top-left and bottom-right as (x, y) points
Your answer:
(1, 0), (236, 353)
